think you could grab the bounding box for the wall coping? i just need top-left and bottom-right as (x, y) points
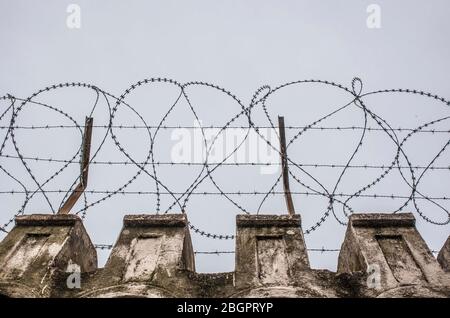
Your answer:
(123, 214), (187, 227)
(349, 213), (415, 228)
(236, 214), (301, 228)
(15, 214), (80, 226)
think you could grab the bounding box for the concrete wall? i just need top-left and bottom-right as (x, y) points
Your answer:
(438, 236), (450, 272)
(0, 212), (449, 298)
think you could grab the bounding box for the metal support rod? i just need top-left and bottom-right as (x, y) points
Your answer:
(58, 117), (93, 214)
(278, 116), (295, 216)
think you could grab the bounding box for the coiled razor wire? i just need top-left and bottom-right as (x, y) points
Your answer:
(0, 78), (449, 240)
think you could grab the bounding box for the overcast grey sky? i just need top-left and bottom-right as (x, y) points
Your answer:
(0, 0), (449, 273)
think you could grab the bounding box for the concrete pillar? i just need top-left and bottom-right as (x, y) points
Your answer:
(337, 213), (450, 297)
(78, 214), (195, 298)
(234, 214), (309, 291)
(0, 214), (97, 297)
(438, 236), (450, 272)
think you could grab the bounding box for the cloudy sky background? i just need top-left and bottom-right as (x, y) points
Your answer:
(0, 0), (449, 272)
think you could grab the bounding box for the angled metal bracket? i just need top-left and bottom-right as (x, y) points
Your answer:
(58, 117), (93, 214)
(278, 116), (295, 216)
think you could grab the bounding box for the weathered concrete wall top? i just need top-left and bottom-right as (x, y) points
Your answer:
(438, 236), (450, 272)
(338, 213), (450, 297)
(0, 212), (449, 298)
(0, 214), (96, 297)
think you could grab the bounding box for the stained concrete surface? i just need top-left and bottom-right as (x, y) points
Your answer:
(0, 212), (449, 298)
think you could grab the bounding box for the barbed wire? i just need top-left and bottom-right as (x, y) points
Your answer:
(92, 244), (439, 255)
(1, 154), (449, 170)
(91, 244), (341, 253)
(1, 124), (449, 133)
(1, 189), (449, 200)
(0, 78), (449, 241)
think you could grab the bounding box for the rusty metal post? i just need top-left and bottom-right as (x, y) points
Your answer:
(58, 117), (93, 214)
(278, 116), (295, 216)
